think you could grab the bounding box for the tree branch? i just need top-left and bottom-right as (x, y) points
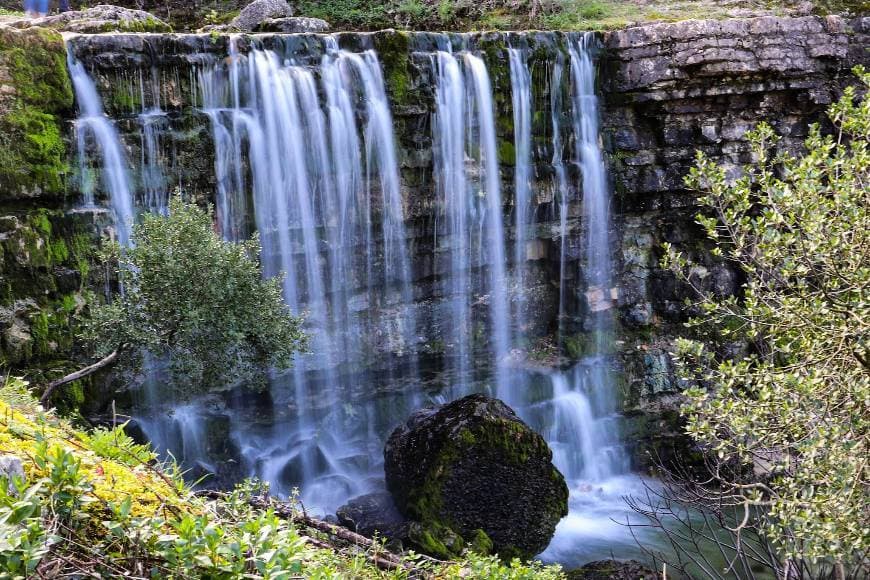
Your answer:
(40, 351), (119, 406)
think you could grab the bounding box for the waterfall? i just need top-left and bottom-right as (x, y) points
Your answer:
(432, 50), (511, 400)
(67, 31), (650, 562)
(508, 46), (533, 352)
(537, 33), (637, 567)
(68, 51), (134, 246)
(551, 51), (570, 344)
(189, 40), (420, 512)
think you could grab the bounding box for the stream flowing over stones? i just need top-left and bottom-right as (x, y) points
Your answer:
(22, 15), (864, 567)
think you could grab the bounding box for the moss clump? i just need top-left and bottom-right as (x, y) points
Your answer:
(0, 209), (97, 375)
(372, 30), (411, 107)
(0, 27), (73, 198)
(563, 329), (616, 358)
(498, 139), (516, 166)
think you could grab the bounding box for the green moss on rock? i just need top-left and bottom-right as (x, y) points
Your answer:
(385, 394), (569, 561)
(0, 208), (99, 375)
(372, 30), (411, 107)
(0, 27), (73, 199)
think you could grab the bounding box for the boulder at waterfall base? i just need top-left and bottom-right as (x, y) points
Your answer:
(384, 394), (569, 560)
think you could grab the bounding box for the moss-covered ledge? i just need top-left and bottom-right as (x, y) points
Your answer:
(0, 26), (73, 201)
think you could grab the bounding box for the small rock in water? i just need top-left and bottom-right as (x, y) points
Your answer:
(231, 0), (294, 32)
(384, 394), (568, 560)
(336, 491), (411, 547)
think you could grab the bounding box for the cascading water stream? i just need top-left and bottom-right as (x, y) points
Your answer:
(68, 50), (134, 246)
(508, 46), (532, 350)
(537, 33), (642, 566)
(432, 50), (511, 400)
(68, 31), (659, 565)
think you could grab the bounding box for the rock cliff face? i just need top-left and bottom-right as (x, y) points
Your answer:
(0, 16), (866, 447)
(0, 27), (102, 400)
(601, 16), (868, 451)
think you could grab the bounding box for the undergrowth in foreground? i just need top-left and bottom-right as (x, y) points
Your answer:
(0, 377), (565, 578)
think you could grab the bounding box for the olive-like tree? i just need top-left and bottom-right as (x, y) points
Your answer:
(636, 67), (868, 579)
(43, 196), (306, 403)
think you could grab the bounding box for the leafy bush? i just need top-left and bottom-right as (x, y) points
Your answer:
(81, 195), (307, 398)
(661, 66), (870, 574)
(86, 424), (156, 466)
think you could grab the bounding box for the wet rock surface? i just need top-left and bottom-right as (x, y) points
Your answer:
(384, 394), (569, 559)
(335, 492), (411, 546)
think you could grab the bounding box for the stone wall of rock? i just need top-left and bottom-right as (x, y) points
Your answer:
(0, 27), (104, 402)
(600, 17), (868, 461)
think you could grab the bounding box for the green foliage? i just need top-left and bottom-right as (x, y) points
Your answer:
(811, 0), (870, 14)
(662, 67), (870, 568)
(86, 424), (157, 467)
(441, 553), (565, 579)
(0, 390), (567, 578)
(80, 196), (307, 398)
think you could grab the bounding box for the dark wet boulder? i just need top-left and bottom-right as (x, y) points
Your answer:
(384, 394), (568, 560)
(566, 560), (657, 579)
(336, 492), (411, 548)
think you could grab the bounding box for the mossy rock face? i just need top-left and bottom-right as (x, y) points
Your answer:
(384, 394), (569, 560)
(0, 27), (73, 200)
(0, 208), (100, 383)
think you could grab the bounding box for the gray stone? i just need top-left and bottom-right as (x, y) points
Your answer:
(385, 395), (568, 559)
(567, 559), (657, 579)
(12, 5), (171, 33)
(255, 17), (329, 33)
(0, 455), (25, 494)
(231, 0), (294, 32)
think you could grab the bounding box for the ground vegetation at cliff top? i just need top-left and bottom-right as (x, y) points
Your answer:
(2, 0), (864, 31)
(295, 0), (861, 31)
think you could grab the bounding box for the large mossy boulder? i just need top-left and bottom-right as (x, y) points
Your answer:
(384, 394), (569, 560)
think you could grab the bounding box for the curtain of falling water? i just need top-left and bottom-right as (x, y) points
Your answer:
(508, 45), (533, 356)
(68, 49), (134, 246)
(67, 34), (635, 538)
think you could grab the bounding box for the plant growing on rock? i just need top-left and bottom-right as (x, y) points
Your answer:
(44, 196), (307, 402)
(645, 66), (869, 578)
